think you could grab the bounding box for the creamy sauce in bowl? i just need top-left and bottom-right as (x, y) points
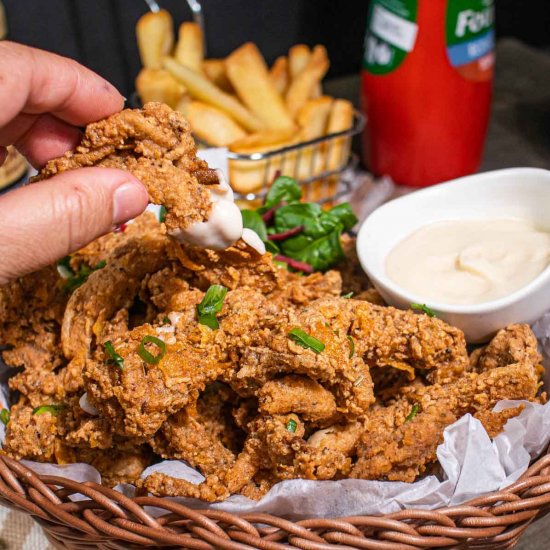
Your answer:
(386, 219), (550, 305)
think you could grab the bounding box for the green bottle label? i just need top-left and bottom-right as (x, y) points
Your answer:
(446, 0), (495, 81)
(363, 0), (418, 75)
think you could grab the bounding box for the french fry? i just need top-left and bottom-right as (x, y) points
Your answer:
(297, 96), (333, 140)
(326, 98), (354, 170)
(288, 44), (310, 79)
(135, 68), (186, 108)
(163, 56), (263, 132)
(136, 10), (174, 69)
(285, 45), (329, 117)
(203, 59), (234, 92)
(225, 43), (295, 131)
(229, 128), (296, 153)
(229, 133), (300, 194)
(183, 101), (247, 146)
(269, 56), (289, 95)
(174, 22), (204, 72)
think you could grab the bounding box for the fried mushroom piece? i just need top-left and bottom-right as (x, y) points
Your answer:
(32, 102), (217, 233)
(351, 325), (543, 483)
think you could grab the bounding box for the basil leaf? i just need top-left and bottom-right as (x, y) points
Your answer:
(33, 404), (64, 416)
(288, 328), (325, 353)
(263, 176), (302, 209)
(241, 209), (268, 241)
(405, 403), (421, 422)
(281, 228), (345, 272)
(197, 285), (227, 329)
(138, 335), (167, 365)
(104, 340), (124, 370)
(411, 303), (437, 318)
(325, 203), (358, 232)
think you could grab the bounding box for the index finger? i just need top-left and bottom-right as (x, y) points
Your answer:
(0, 41), (125, 127)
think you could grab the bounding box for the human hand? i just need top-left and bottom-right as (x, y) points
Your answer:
(0, 42), (149, 284)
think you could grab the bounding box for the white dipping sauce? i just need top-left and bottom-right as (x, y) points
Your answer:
(386, 219), (550, 305)
(169, 169), (244, 250)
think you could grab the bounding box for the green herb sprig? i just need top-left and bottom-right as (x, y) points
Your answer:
(240, 176), (357, 272)
(405, 403), (420, 422)
(197, 285), (228, 329)
(57, 257), (107, 292)
(0, 409), (10, 426)
(411, 303), (437, 317)
(104, 341), (124, 370)
(288, 328), (325, 354)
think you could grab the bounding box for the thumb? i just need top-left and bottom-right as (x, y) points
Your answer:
(0, 167), (148, 284)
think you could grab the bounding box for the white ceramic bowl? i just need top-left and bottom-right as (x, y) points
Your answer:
(356, 168), (550, 343)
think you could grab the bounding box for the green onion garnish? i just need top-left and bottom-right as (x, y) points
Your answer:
(159, 205), (167, 223)
(288, 328), (325, 354)
(104, 340), (124, 370)
(197, 285), (228, 329)
(411, 303), (437, 317)
(347, 335), (355, 358)
(286, 418), (297, 433)
(0, 409), (10, 426)
(405, 403), (420, 422)
(33, 404), (64, 416)
(138, 335), (167, 365)
(342, 292), (354, 299)
(162, 316), (170, 325)
(354, 375), (364, 387)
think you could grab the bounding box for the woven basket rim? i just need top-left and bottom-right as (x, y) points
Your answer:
(1, 448), (550, 549)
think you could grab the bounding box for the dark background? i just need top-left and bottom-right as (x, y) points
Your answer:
(4, 0), (550, 97)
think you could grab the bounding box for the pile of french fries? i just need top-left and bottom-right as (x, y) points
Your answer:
(136, 9), (354, 198)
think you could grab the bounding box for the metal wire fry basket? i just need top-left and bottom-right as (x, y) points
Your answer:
(225, 111), (365, 207)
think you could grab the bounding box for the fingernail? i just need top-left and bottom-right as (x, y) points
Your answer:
(112, 181), (148, 224)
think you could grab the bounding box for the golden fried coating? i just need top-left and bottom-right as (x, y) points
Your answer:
(32, 103), (216, 233)
(351, 325), (542, 482)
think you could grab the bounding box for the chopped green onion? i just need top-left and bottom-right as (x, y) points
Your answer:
(288, 328), (325, 354)
(354, 375), (364, 387)
(342, 292), (354, 299)
(347, 335), (355, 358)
(104, 340), (124, 370)
(162, 316), (170, 325)
(197, 285), (227, 330)
(33, 404), (64, 416)
(286, 418), (298, 433)
(159, 205), (167, 223)
(411, 303), (437, 317)
(138, 335), (167, 365)
(405, 403), (420, 422)
(0, 409), (10, 426)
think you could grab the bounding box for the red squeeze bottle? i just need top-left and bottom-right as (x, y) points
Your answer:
(361, 0), (494, 187)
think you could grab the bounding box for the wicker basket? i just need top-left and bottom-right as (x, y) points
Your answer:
(1, 449), (549, 549)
